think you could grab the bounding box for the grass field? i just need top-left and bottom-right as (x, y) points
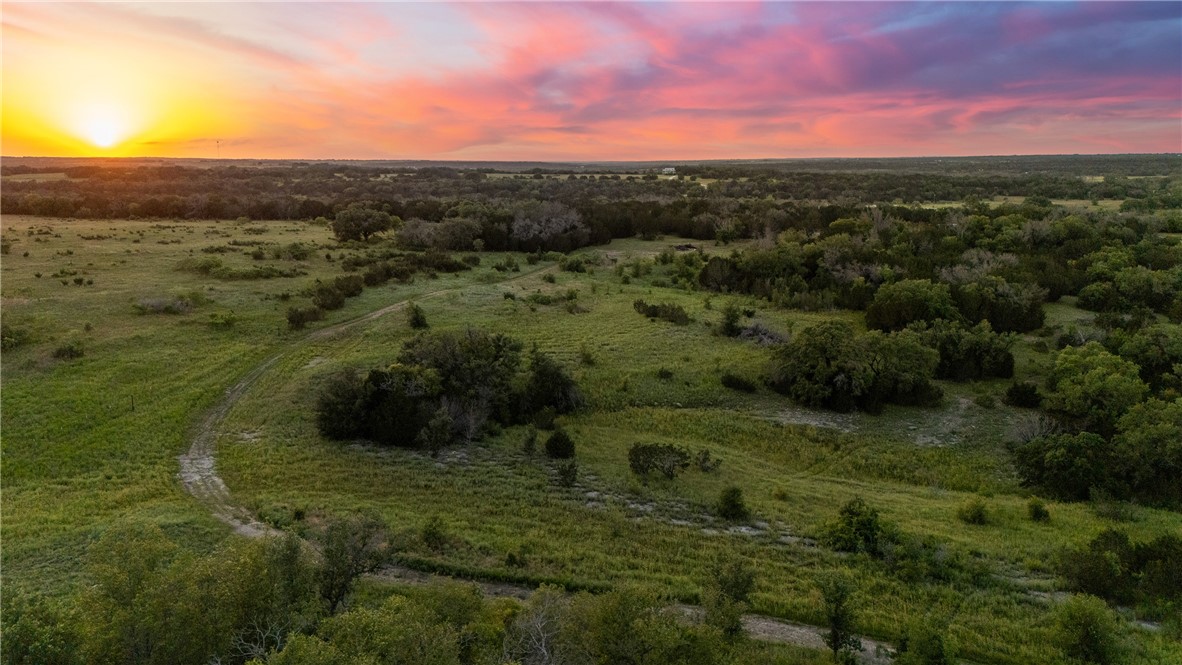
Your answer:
(3, 216), (1180, 664)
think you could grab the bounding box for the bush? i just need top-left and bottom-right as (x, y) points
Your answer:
(1009, 432), (1112, 501)
(533, 406), (557, 430)
(555, 460), (578, 487)
(720, 372), (757, 393)
(522, 426), (537, 456)
(695, 449), (722, 473)
(956, 498), (989, 525)
(716, 486), (750, 521)
(52, 341), (84, 359)
(315, 370), (368, 440)
(1, 323), (32, 350)
(1005, 381), (1043, 408)
(1060, 530), (1182, 607)
(311, 284), (346, 310)
(207, 311), (237, 329)
(134, 296), (194, 315)
(822, 497), (885, 556)
(287, 306), (325, 330)
(332, 274), (364, 298)
(421, 516), (448, 551)
(1028, 498), (1051, 523)
(544, 429), (575, 459)
(524, 351), (584, 415)
(1054, 594), (1124, 665)
(406, 303), (429, 329)
(894, 621), (957, 665)
(718, 303), (742, 337)
(633, 299), (691, 325)
(628, 443), (691, 480)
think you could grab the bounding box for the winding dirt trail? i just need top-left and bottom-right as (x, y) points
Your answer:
(176, 267), (896, 662)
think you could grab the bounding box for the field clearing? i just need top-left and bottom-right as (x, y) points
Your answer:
(1, 172), (70, 181)
(3, 216), (1180, 664)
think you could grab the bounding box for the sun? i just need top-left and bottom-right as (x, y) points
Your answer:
(69, 101), (137, 150)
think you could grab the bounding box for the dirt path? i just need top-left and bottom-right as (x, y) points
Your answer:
(176, 266), (902, 660)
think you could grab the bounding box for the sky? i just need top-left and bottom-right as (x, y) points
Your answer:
(2, 1), (1180, 160)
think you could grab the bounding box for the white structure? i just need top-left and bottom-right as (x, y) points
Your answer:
(661, 167), (676, 175)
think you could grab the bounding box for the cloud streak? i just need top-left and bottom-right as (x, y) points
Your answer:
(3, 1), (1179, 159)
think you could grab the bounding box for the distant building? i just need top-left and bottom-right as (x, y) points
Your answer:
(661, 167), (676, 175)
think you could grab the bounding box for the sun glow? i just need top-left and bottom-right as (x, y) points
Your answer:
(70, 102), (136, 149)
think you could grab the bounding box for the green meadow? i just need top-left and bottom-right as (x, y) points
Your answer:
(2, 215), (1179, 664)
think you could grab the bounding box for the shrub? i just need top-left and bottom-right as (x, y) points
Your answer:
(416, 406), (454, 456)
(717, 486), (750, 521)
(956, 498), (989, 525)
(1028, 498), (1051, 523)
(532, 406), (557, 430)
(52, 341), (84, 359)
(1005, 381), (1043, 408)
(524, 351), (584, 415)
(822, 497), (884, 556)
(134, 296), (194, 315)
(406, 303), (429, 329)
(818, 574), (862, 664)
(720, 372), (757, 393)
(555, 460), (578, 487)
(894, 621), (957, 665)
(1009, 432), (1112, 501)
(633, 299), (691, 325)
(315, 370), (368, 440)
(656, 367), (674, 380)
(287, 306), (325, 330)
(332, 275), (364, 298)
(522, 426), (538, 456)
(421, 516), (448, 551)
(1, 323), (32, 350)
(695, 449), (722, 473)
(718, 303), (742, 337)
(311, 284), (346, 311)
(1054, 594), (1124, 665)
(628, 443), (691, 480)
(544, 429), (575, 459)
(208, 311), (237, 329)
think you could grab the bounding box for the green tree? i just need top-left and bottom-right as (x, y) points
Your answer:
(716, 486), (750, 521)
(894, 620), (956, 665)
(866, 279), (958, 332)
(702, 559), (755, 639)
(291, 596), (461, 665)
(406, 302), (429, 329)
(1054, 594), (1124, 665)
(1045, 342), (1147, 435)
(331, 203), (396, 242)
(1113, 398), (1182, 504)
(1009, 432), (1112, 501)
(818, 574), (862, 664)
(767, 321), (875, 412)
(1, 591), (82, 665)
(317, 515), (390, 615)
(822, 497), (885, 556)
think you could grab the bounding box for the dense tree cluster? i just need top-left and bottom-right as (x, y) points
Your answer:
(2, 523), (791, 665)
(766, 321), (942, 412)
(316, 330), (581, 450)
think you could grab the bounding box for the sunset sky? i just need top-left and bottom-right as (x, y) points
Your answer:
(3, 1), (1180, 160)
